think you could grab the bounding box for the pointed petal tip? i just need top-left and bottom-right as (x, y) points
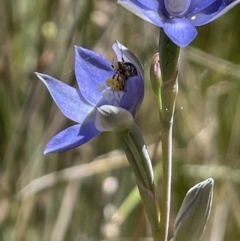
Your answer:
(112, 40), (144, 78)
(43, 144), (57, 155)
(74, 45), (87, 59)
(34, 72), (42, 79)
(74, 45), (82, 52)
(113, 39), (120, 45)
(117, 0), (124, 6)
(74, 45), (81, 56)
(207, 177), (214, 182)
(205, 177), (214, 186)
(34, 72), (49, 84)
(43, 149), (49, 155)
(43, 147), (62, 155)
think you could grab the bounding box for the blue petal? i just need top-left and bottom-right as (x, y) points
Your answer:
(188, 0), (216, 14)
(35, 73), (93, 123)
(74, 46), (115, 106)
(134, 0), (160, 11)
(163, 18), (197, 47)
(120, 75), (144, 117)
(117, 0), (165, 27)
(44, 123), (100, 154)
(188, 0), (240, 26)
(79, 107), (99, 135)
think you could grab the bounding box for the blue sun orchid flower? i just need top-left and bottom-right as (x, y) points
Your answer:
(35, 41), (144, 154)
(118, 0), (240, 47)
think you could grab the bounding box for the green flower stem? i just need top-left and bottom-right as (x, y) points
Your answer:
(117, 123), (159, 236)
(159, 29), (180, 82)
(158, 28), (180, 241)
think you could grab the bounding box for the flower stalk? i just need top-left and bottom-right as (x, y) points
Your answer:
(158, 29), (180, 241)
(159, 28), (180, 83)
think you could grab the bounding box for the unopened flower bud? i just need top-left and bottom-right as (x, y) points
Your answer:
(95, 105), (134, 132)
(150, 53), (161, 100)
(172, 178), (214, 241)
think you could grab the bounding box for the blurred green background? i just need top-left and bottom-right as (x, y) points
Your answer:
(1, 0), (240, 240)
